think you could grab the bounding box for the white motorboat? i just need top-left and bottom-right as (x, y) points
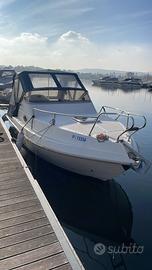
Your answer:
(92, 76), (119, 88)
(7, 71), (147, 180)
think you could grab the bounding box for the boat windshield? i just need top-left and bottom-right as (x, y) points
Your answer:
(29, 73), (83, 90)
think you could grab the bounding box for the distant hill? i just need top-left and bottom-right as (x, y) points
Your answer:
(0, 65), (44, 72)
(76, 68), (122, 74)
(76, 68), (147, 76)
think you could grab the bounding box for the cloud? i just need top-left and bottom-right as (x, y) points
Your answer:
(0, 33), (49, 66)
(59, 31), (89, 43)
(0, 31), (151, 72)
(0, 33), (48, 53)
(13, 32), (48, 45)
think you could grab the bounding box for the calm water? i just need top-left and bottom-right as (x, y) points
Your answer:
(0, 82), (152, 270)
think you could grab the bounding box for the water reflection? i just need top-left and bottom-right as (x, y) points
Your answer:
(21, 148), (133, 242)
(86, 83), (152, 115)
(20, 147), (136, 270)
(98, 85), (142, 93)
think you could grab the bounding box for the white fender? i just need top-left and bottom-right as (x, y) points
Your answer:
(16, 130), (24, 150)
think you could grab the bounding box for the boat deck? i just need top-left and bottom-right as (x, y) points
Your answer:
(0, 120), (83, 270)
(61, 119), (126, 141)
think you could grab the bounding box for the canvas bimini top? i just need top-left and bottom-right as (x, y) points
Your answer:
(16, 70), (86, 92)
(8, 70), (90, 116)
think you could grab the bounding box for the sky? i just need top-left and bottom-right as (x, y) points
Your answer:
(0, 0), (152, 72)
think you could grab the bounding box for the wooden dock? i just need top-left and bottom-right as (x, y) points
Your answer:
(0, 120), (84, 270)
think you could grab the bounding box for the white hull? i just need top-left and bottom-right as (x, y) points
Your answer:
(24, 138), (125, 180)
(93, 81), (120, 87)
(8, 116), (129, 181)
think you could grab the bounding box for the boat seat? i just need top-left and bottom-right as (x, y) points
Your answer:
(28, 94), (50, 102)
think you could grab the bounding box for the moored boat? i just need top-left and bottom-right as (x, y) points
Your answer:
(7, 70), (147, 180)
(92, 76), (120, 88)
(0, 69), (16, 90)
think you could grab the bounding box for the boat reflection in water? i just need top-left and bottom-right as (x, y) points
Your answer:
(21, 147), (134, 270)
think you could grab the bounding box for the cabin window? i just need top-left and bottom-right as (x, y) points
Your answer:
(55, 74), (82, 89)
(29, 73), (56, 88)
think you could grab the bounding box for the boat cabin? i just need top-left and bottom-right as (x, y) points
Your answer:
(8, 71), (96, 118)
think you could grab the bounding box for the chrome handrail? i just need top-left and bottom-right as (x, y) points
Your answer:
(32, 106), (146, 141)
(99, 106), (146, 141)
(33, 108), (99, 119)
(88, 106), (105, 136)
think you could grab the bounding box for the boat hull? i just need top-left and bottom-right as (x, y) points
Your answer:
(24, 137), (125, 181)
(92, 81), (120, 88)
(8, 115), (130, 181)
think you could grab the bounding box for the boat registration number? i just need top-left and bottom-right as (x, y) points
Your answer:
(72, 134), (86, 142)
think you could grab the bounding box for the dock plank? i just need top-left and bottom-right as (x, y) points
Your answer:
(0, 179), (31, 190)
(0, 243), (64, 270)
(0, 188), (35, 201)
(0, 194), (37, 207)
(16, 262), (72, 270)
(0, 211), (46, 229)
(0, 233), (57, 260)
(0, 199), (39, 214)
(0, 169), (27, 182)
(0, 151), (18, 161)
(0, 225), (53, 249)
(0, 204), (43, 221)
(14, 256), (71, 270)
(0, 160), (22, 174)
(0, 217), (49, 239)
(0, 185), (34, 196)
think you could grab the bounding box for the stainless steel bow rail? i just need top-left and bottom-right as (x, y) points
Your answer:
(32, 106), (146, 142)
(88, 106), (146, 141)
